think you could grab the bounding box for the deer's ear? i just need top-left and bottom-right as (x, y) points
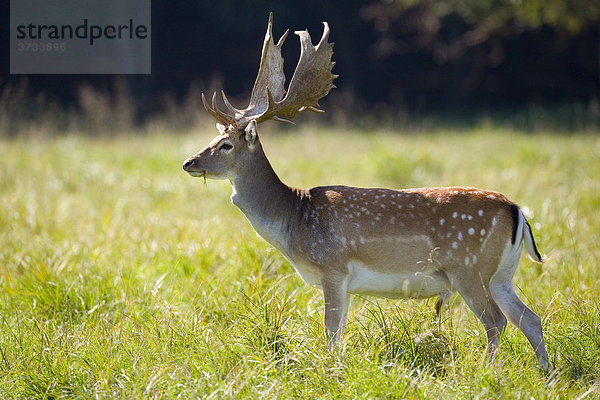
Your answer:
(244, 120), (258, 149)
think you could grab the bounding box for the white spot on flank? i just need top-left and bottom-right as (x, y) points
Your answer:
(341, 237), (347, 246)
(461, 214), (467, 220)
(492, 217), (498, 226)
(472, 255), (477, 264)
(480, 228), (486, 236)
(478, 209), (484, 217)
(359, 236), (366, 244)
(457, 232), (463, 241)
(452, 242), (458, 249)
(468, 227), (475, 235)
(452, 212), (458, 218)
(467, 215), (473, 220)
(465, 256), (470, 266)
(440, 218), (445, 226)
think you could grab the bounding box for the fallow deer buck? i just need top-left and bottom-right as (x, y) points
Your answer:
(183, 13), (551, 371)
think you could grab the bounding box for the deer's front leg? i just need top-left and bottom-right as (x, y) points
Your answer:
(321, 274), (350, 350)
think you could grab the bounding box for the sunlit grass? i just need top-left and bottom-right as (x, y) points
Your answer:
(1, 124), (599, 398)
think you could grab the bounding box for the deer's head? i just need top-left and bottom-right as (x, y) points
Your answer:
(182, 121), (262, 180)
(183, 13), (337, 180)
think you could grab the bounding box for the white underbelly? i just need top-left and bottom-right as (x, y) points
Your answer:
(347, 260), (448, 299)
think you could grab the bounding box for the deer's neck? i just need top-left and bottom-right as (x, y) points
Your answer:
(229, 146), (302, 260)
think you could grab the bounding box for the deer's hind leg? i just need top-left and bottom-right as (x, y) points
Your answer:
(489, 253), (550, 371)
(450, 274), (508, 362)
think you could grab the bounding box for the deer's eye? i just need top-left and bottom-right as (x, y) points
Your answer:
(219, 143), (233, 151)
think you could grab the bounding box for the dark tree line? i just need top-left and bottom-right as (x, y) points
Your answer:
(1, 0), (598, 125)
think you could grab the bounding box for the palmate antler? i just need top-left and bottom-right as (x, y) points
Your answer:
(202, 13), (338, 129)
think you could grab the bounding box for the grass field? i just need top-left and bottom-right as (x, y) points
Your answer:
(1, 124), (599, 398)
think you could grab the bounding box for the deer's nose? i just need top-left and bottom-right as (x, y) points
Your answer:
(183, 158), (194, 171)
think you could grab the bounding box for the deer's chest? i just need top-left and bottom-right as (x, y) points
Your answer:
(288, 259), (323, 288)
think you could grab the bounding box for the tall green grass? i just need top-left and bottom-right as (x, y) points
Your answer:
(1, 125), (599, 398)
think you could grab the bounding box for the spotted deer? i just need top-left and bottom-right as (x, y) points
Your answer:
(183, 13), (550, 371)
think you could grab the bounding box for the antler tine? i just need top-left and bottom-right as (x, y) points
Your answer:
(263, 87), (295, 124)
(221, 90), (242, 117)
(202, 92), (235, 127)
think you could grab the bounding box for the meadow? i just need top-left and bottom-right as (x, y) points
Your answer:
(0, 123), (599, 398)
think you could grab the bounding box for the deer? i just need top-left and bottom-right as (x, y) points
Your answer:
(182, 13), (551, 371)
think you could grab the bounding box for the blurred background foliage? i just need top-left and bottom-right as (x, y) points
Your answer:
(0, 0), (598, 134)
